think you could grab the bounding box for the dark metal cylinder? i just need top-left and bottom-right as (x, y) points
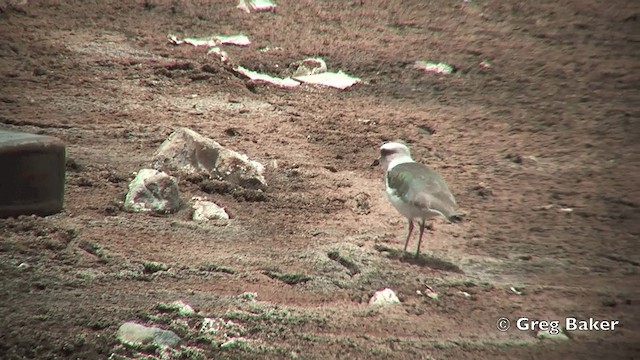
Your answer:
(0, 130), (66, 217)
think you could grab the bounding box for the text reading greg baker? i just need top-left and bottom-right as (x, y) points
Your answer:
(517, 317), (620, 333)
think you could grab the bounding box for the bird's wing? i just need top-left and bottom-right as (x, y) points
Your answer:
(411, 189), (458, 219)
(388, 162), (458, 219)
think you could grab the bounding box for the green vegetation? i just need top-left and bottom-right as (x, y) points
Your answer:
(199, 264), (237, 274)
(263, 271), (312, 285)
(141, 260), (169, 274)
(78, 240), (109, 263)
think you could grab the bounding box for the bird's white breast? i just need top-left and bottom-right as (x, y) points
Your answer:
(386, 188), (423, 220)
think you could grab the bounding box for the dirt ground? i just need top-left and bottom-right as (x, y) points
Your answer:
(1, 0), (639, 359)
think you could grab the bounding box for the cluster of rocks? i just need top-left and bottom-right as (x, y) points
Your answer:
(123, 128), (266, 223)
(114, 299), (250, 357)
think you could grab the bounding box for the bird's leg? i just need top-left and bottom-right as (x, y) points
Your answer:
(403, 220), (414, 252)
(415, 220), (427, 258)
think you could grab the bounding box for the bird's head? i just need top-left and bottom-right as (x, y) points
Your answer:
(372, 142), (413, 171)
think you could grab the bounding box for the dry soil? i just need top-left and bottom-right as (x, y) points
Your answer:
(1, 0), (639, 359)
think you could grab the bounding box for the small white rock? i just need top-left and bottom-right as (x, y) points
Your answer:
(293, 57), (328, 76)
(170, 300), (195, 316)
(368, 288), (400, 306)
(124, 169), (181, 213)
(191, 197), (230, 222)
(425, 289), (440, 301)
(237, 0), (277, 13)
(510, 286), (524, 295)
(414, 60), (455, 75)
(200, 317), (224, 334)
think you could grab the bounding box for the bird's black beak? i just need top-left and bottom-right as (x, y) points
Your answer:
(370, 158), (380, 168)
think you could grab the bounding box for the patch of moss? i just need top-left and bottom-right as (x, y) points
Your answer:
(78, 240), (109, 263)
(264, 271), (312, 285)
(199, 264), (236, 274)
(327, 251), (360, 276)
(238, 292), (257, 301)
(142, 260), (169, 274)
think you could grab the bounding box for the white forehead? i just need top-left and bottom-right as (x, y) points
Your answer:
(380, 142), (410, 155)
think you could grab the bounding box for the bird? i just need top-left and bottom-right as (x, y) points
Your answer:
(374, 141), (461, 257)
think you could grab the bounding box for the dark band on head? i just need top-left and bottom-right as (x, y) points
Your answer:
(380, 148), (396, 156)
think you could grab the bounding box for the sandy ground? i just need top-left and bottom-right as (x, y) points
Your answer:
(1, 0), (639, 359)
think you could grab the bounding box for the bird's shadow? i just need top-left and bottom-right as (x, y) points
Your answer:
(374, 244), (464, 273)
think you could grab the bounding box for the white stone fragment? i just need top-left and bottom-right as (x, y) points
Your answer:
(234, 66), (300, 88)
(237, 0), (277, 13)
(293, 71), (361, 90)
(124, 169), (181, 213)
(200, 317), (224, 334)
(293, 57), (328, 76)
(510, 286), (524, 295)
(168, 34), (250, 47)
(215, 34), (251, 46)
(368, 288), (400, 306)
(191, 196), (230, 223)
(170, 300), (195, 316)
(425, 288), (440, 301)
(168, 34), (217, 47)
(154, 128), (267, 190)
(414, 60), (455, 75)
(207, 47), (228, 62)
